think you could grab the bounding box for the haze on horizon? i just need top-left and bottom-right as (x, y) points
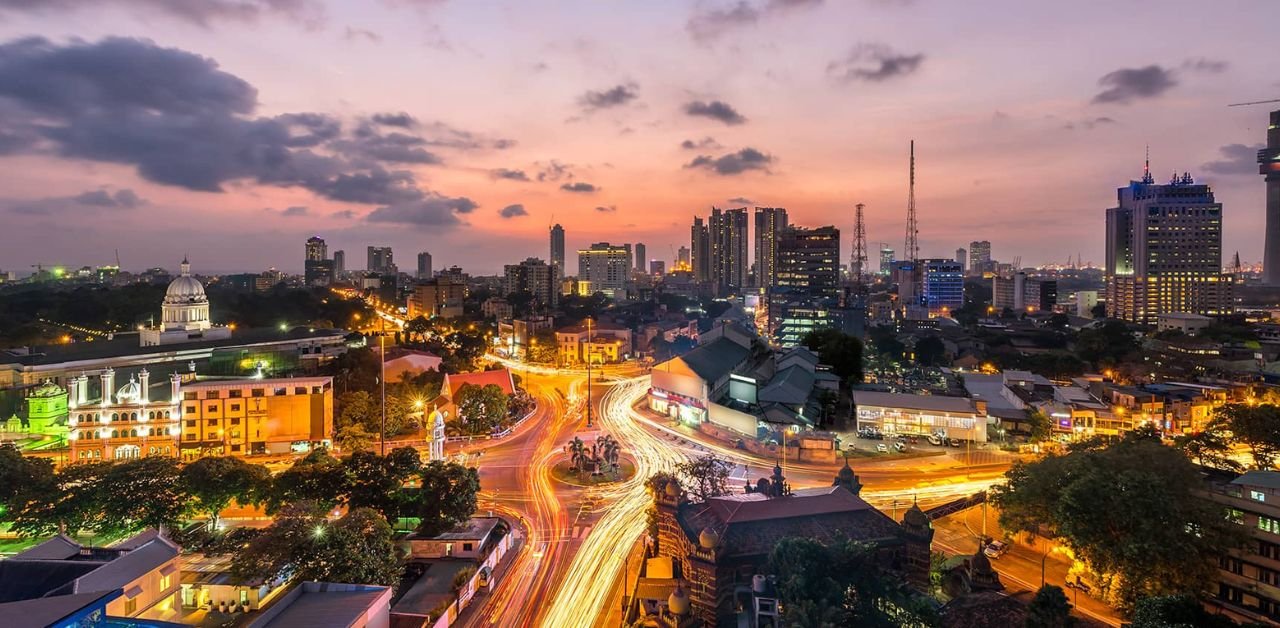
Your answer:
(0, 0), (1275, 275)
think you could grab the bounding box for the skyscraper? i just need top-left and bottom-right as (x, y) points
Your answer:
(578, 243), (630, 300)
(1262, 109), (1280, 284)
(691, 217), (711, 284)
(1105, 165), (1232, 323)
(771, 225), (840, 346)
(677, 246), (691, 271)
(710, 207), (748, 295)
(417, 251), (433, 279)
(955, 248), (967, 273)
(879, 246), (895, 276)
(305, 236), (327, 262)
(367, 246), (394, 273)
(922, 259), (964, 315)
(635, 243), (646, 273)
(754, 207), (788, 289)
(504, 257), (557, 309)
(550, 223), (566, 280)
(304, 236), (332, 286)
(332, 250), (345, 275)
(968, 241), (991, 276)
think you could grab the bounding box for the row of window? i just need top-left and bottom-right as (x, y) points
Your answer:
(74, 410), (173, 423)
(77, 427), (173, 440)
(183, 384), (327, 400)
(75, 445), (172, 459)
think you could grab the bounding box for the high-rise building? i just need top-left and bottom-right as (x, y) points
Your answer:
(304, 236), (332, 286)
(710, 207), (749, 295)
(1262, 110), (1280, 284)
(921, 259), (964, 315)
(367, 246), (394, 273)
(623, 243), (633, 276)
(650, 260), (665, 275)
(550, 224), (566, 280)
(417, 251), (433, 279)
(332, 250), (345, 275)
(771, 225), (841, 346)
(968, 241), (991, 276)
(408, 276), (468, 319)
(503, 257), (558, 309)
(691, 217), (711, 284)
(677, 246), (691, 271)
(879, 246), (895, 276)
(992, 272), (1057, 313)
(955, 248), (967, 273)
(305, 236), (327, 262)
(578, 243), (630, 300)
(634, 243), (646, 273)
(754, 207), (788, 289)
(1105, 166), (1232, 323)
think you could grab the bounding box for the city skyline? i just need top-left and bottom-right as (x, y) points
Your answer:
(0, 1), (1276, 274)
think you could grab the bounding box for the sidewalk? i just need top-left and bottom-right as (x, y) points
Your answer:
(452, 528), (526, 628)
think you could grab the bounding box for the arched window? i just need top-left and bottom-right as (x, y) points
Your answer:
(164, 411), (171, 419)
(130, 412), (137, 421)
(148, 412), (155, 420)
(112, 413), (119, 421)
(111, 430), (119, 438)
(130, 429), (138, 437)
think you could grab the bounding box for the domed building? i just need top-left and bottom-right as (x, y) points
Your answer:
(139, 258), (231, 347)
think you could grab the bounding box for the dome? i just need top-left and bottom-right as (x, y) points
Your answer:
(903, 503), (929, 528)
(164, 257), (207, 303)
(116, 378), (141, 404)
(698, 527), (719, 550)
(667, 584), (690, 616)
(31, 380), (65, 398)
(664, 479), (681, 498)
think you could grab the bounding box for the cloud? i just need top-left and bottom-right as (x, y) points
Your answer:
(535, 160), (573, 182)
(681, 137), (722, 150)
(1092, 65), (1177, 104)
(499, 203), (528, 218)
(561, 182), (598, 193)
(827, 43), (924, 82)
(685, 147), (774, 176)
(371, 112), (416, 128)
(344, 27), (381, 43)
(0, 36), (487, 220)
(683, 100), (747, 125)
(1182, 57), (1228, 74)
(365, 192), (478, 227)
(281, 205), (308, 216)
(331, 209), (355, 219)
(0, 0), (326, 28)
(728, 196), (753, 205)
(595, 205), (617, 212)
(577, 83), (639, 113)
(1202, 143), (1265, 176)
(687, 2), (759, 42)
(490, 168), (530, 181)
(9, 187), (145, 214)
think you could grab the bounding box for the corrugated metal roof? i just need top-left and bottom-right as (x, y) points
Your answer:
(853, 390), (976, 414)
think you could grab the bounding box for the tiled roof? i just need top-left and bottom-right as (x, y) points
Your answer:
(758, 364), (814, 406)
(71, 537), (178, 595)
(443, 369), (515, 398)
(13, 535), (81, 560)
(0, 590), (121, 628)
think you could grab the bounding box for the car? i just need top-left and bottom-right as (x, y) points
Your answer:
(893, 442), (906, 453)
(949, 438), (964, 447)
(875, 444), (889, 453)
(926, 435), (944, 446)
(983, 541), (1009, 559)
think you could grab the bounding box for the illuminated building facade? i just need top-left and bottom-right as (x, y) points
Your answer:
(691, 217), (711, 284)
(1105, 169), (1233, 323)
(968, 240), (992, 276)
(852, 390), (988, 442)
(753, 207), (788, 289)
(408, 276), (468, 318)
(139, 258), (231, 347)
(502, 257), (558, 309)
(921, 258), (963, 316)
(879, 246), (895, 276)
(1261, 110), (1280, 284)
(577, 243), (630, 300)
(709, 207), (749, 296)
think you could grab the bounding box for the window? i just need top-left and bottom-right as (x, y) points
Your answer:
(205, 390), (220, 399)
(294, 387), (307, 395)
(230, 403), (241, 412)
(160, 574), (171, 590)
(186, 434), (197, 441)
(1259, 516), (1280, 534)
(230, 418), (240, 425)
(207, 419), (217, 427)
(207, 404), (217, 413)
(251, 388), (265, 397)
(186, 405), (196, 414)
(463, 543), (473, 552)
(1228, 509), (1245, 524)
(184, 392), (198, 400)
(1253, 490), (1267, 503)
(229, 390), (242, 398)
(274, 387), (287, 396)
(185, 420), (196, 428)
(232, 444), (241, 452)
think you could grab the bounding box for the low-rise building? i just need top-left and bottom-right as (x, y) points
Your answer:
(1203, 470), (1280, 624)
(1157, 312), (1214, 335)
(556, 321), (633, 365)
(853, 390), (989, 442)
(246, 581), (393, 628)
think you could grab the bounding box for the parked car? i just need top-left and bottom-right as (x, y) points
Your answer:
(949, 438), (964, 447)
(983, 540), (1009, 559)
(893, 442), (907, 453)
(875, 443), (889, 453)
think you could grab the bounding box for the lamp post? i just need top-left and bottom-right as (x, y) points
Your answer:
(586, 318), (593, 428)
(380, 314), (387, 455)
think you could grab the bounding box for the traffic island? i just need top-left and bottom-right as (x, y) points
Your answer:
(550, 455), (637, 487)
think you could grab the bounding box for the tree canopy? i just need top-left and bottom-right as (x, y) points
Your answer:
(1026, 585), (1076, 628)
(411, 460), (480, 536)
(453, 383), (510, 435)
(230, 503), (401, 586)
(674, 455), (734, 502)
(802, 328), (864, 384)
(180, 456), (271, 527)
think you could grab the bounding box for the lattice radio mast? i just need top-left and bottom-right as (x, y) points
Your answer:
(904, 140), (918, 263)
(852, 202), (868, 284)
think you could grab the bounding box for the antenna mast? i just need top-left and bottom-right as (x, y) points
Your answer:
(904, 141), (918, 263)
(852, 203), (868, 284)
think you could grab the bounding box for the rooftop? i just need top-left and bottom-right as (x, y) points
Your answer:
(1232, 470), (1280, 490)
(443, 369), (515, 398)
(253, 582), (392, 628)
(675, 336), (752, 383)
(1, 326), (346, 368)
(852, 390), (977, 414)
(404, 517), (502, 542)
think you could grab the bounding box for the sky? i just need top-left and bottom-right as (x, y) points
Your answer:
(0, 0), (1276, 276)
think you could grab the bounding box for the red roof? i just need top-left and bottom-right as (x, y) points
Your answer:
(443, 369), (515, 398)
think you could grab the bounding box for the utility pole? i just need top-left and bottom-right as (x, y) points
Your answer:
(585, 318), (593, 428)
(380, 314), (387, 455)
(852, 203), (868, 286)
(904, 141), (918, 263)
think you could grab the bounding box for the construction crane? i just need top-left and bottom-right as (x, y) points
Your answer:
(1228, 99), (1280, 107)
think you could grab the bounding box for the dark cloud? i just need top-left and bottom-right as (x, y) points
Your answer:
(1182, 57), (1228, 74)
(371, 112), (416, 128)
(683, 100), (747, 125)
(828, 43), (924, 82)
(767, 0), (822, 7)
(499, 203), (528, 218)
(535, 160), (573, 182)
(0, 36), (485, 220)
(681, 137), (722, 150)
(728, 196), (753, 205)
(1202, 143), (1266, 176)
(561, 182), (598, 193)
(490, 168), (530, 181)
(595, 205), (617, 213)
(331, 209), (355, 220)
(365, 193), (478, 227)
(1093, 65), (1177, 104)
(344, 27), (381, 43)
(0, 0), (326, 28)
(687, 2), (758, 42)
(9, 187), (145, 214)
(281, 205), (308, 216)
(578, 83), (639, 113)
(685, 148), (774, 176)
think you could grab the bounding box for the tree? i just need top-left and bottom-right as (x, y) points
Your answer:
(1129, 594), (1242, 628)
(1026, 585), (1076, 628)
(1074, 320), (1138, 367)
(180, 457), (271, 529)
(336, 390), (411, 439)
(1173, 423), (1242, 472)
(0, 445), (53, 521)
(1026, 409), (1053, 443)
(231, 504), (401, 586)
(344, 447), (422, 521)
(802, 329), (864, 384)
(991, 434), (1242, 611)
(335, 423), (377, 453)
(10, 461), (111, 537)
(95, 457), (190, 538)
(527, 329), (558, 363)
(453, 383), (510, 435)
(412, 460), (480, 536)
(266, 448), (348, 514)
(1212, 403), (1280, 469)
(404, 316), (432, 344)
(674, 455), (733, 502)
(914, 335), (947, 366)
